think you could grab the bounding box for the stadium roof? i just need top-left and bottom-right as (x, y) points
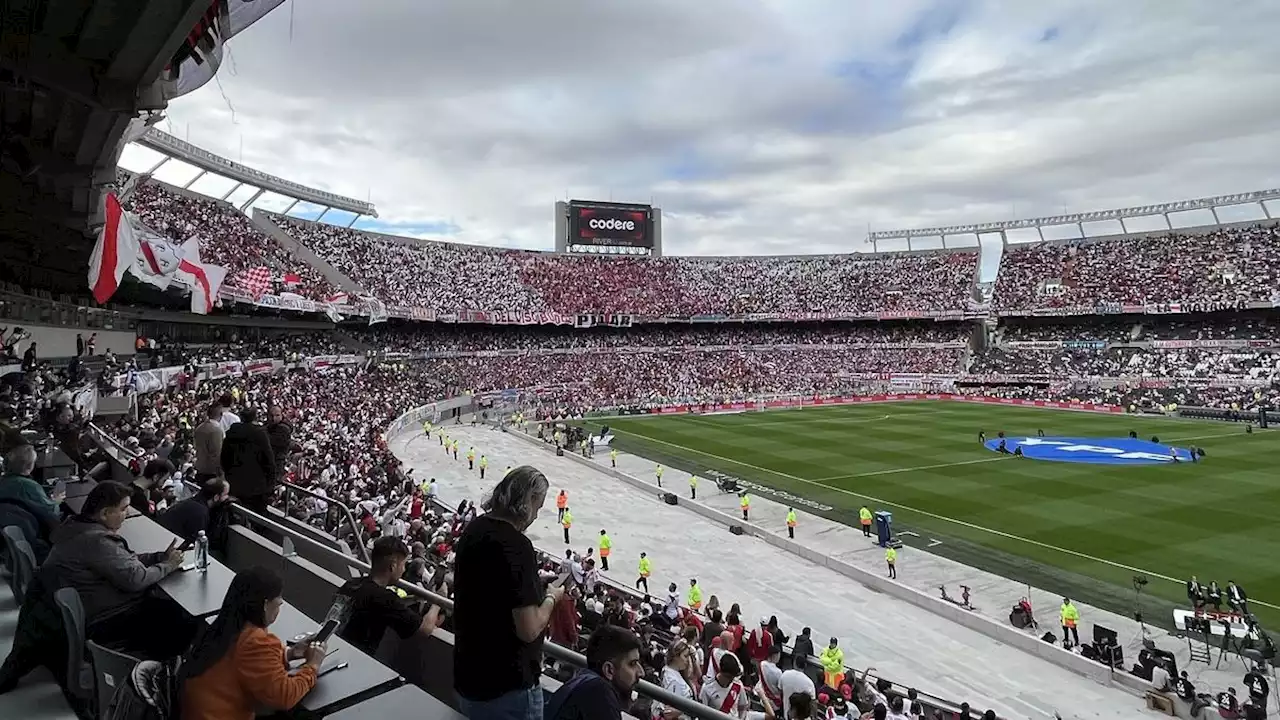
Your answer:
(868, 189), (1280, 244)
(0, 0), (215, 233)
(137, 128), (378, 219)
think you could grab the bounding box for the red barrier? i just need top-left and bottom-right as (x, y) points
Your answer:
(648, 394), (1124, 416)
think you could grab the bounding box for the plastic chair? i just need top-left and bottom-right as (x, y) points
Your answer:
(53, 587), (95, 702)
(7, 537), (35, 605)
(2, 520), (33, 599)
(86, 640), (141, 720)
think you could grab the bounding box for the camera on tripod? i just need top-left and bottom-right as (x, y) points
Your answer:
(1132, 575), (1149, 589)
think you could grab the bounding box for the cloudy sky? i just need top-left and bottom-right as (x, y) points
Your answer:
(120, 0), (1280, 277)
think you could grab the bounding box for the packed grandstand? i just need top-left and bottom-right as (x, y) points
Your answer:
(4, 158), (1279, 720)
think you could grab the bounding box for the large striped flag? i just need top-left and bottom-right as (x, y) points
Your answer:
(88, 193), (138, 303)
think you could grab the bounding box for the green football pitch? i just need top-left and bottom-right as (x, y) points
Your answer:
(589, 401), (1280, 630)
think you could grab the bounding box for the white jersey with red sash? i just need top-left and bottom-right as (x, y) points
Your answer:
(699, 677), (748, 717)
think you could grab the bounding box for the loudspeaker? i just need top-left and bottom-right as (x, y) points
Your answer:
(662, 493), (677, 506)
(729, 525), (744, 535)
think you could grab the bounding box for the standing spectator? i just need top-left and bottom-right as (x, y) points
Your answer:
(75, 334), (85, 357)
(265, 404), (298, 479)
(452, 466), (563, 720)
(216, 392), (241, 432)
(791, 627), (814, 670)
(220, 407), (277, 517)
(194, 402), (225, 482)
(86, 333), (96, 356)
(20, 342), (37, 372)
(545, 625), (644, 720)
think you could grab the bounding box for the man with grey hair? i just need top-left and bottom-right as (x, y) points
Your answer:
(453, 465), (564, 720)
(0, 443), (64, 559)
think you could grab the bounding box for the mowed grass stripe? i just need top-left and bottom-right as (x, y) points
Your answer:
(602, 402), (1280, 626)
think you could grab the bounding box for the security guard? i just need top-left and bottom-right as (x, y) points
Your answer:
(478, 454), (488, 479)
(598, 529), (612, 571)
(636, 552), (651, 593)
(610, 448), (618, 467)
(687, 578), (703, 611)
(740, 492), (751, 522)
(819, 638), (844, 688)
(885, 545), (897, 579)
(561, 508), (573, 544)
(786, 508), (797, 539)
(556, 489), (568, 522)
(1060, 598), (1080, 647)
(689, 474), (698, 500)
(466, 446), (475, 470)
(422, 420), (432, 438)
(656, 464), (664, 487)
(439, 431), (447, 447)
(451, 438), (459, 460)
(859, 506), (873, 538)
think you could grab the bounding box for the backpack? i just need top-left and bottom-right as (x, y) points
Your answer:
(102, 659), (181, 720)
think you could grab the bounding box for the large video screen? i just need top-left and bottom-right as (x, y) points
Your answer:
(569, 202), (653, 247)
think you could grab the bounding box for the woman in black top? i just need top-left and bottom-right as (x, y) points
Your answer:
(452, 466), (564, 719)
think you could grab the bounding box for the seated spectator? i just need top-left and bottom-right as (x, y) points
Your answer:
(129, 458), (175, 518)
(180, 566), (326, 720)
(0, 443), (62, 561)
(0, 482), (188, 694)
(157, 476), (230, 542)
(335, 536), (441, 656)
(545, 624), (644, 720)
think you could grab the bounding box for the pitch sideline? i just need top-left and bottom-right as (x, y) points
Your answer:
(606, 424), (1279, 611)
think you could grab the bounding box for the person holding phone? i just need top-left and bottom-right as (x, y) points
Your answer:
(335, 536), (441, 656)
(0, 481), (190, 695)
(181, 566), (326, 720)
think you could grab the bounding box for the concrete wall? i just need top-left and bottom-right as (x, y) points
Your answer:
(19, 324), (135, 359)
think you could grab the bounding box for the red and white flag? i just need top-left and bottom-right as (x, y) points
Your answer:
(88, 193), (138, 303)
(282, 272), (301, 285)
(175, 238), (227, 315)
(232, 266), (272, 301)
(326, 292), (350, 305)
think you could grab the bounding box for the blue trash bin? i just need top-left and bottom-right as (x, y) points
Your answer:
(874, 511), (894, 547)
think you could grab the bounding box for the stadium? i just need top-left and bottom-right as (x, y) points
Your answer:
(2, 4), (1279, 720)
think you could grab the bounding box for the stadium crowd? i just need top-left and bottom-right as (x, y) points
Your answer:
(127, 180), (337, 301)
(999, 316), (1280, 343)
(275, 215), (979, 317)
(992, 225), (1280, 311)
(971, 347), (1280, 380)
(354, 322), (968, 354)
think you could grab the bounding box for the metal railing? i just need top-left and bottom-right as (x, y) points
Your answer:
(277, 480), (370, 564)
(225, 502), (736, 720)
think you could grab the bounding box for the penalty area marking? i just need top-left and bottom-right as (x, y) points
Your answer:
(606, 424), (1280, 611)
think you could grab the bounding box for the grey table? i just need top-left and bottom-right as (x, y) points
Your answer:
(116, 515), (236, 618)
(325, 683), (464, 720)
(254, 602), (402, 715)
(60, 478), (139, 517)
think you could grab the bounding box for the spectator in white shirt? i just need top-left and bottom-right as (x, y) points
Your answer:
(699, 652), (750, 719)
(654, 639), (697, 720)
(216, 392), (241, 432)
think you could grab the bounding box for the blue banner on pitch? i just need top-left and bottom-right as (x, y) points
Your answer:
(983, 437), (1196, 465)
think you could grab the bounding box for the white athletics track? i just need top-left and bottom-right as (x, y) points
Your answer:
(390, 423), (1151, 720)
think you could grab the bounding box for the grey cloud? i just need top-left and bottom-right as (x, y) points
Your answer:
(135, 0), (1280, 257)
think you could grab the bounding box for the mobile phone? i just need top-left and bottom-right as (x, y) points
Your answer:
(313, 618), (339, 644)
(178, 538), (196, 552)
(179, 563), (197, 572)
